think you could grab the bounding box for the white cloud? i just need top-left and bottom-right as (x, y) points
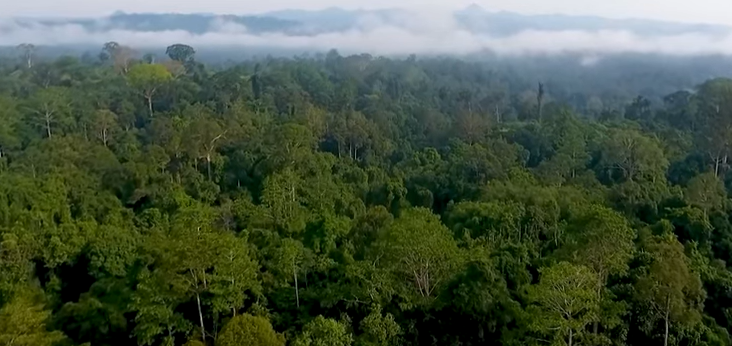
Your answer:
(4, 0), (732, 25)
(2, 9), (732, 57)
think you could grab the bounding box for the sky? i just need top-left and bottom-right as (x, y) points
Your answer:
(4, 0), (732, 25)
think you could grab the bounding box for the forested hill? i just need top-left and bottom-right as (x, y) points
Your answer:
(2, 44), (732, 346)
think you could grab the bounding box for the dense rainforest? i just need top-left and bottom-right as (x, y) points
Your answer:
(1, 43), (732, 346)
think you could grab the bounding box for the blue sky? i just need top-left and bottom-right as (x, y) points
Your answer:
(4, 0), (732, 25)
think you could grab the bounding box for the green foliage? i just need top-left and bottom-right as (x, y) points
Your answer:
(685, 172), (726, 214)
(293, 316), (353, 346)
(24, 86), (73, 138)
(0, 96), (20, 160)
(635, 232), (705, 345)
(0, 48), (730, 346)
(357, 305), (401, 346)
(528, 262), (599, 346)
(127, 64), (172, 90)
(599, 127), (669, 183)
(560, 205), (636, 282)
(183, 340), (206, 346)
(371, 208), (464, 305)
(216, 314), (285, 346)
(127, 63), (172, 116)
(53, 279), (131, 345)
(0, 289), (65, 346)
(166, 44), (196, 63)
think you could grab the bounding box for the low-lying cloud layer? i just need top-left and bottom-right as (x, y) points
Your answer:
(2, 8), (732, 56)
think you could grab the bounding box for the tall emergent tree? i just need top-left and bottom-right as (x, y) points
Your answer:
(127, 63), (173, 117)
(166, 44), (196, 64)
(635, 232), (704, 346)
(528, 262), (599, 346)
(371, 208), (464, 303)
(16, 43), (35, 69)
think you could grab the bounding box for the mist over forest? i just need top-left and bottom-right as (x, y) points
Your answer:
(5, 4), (732, 103)
(4, 4), (732, 55)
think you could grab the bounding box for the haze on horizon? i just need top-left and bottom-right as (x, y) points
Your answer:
(4, 0), (732, 58)
(4, 0), (732, 25)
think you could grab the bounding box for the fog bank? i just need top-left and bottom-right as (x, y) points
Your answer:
(2, 8), (732, 56)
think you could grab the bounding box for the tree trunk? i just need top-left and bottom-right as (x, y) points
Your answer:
(593, 279), (602, 335)
(664, 295), (670, 346)
(294, 261), (300, 308)
(147, 95), (154, 117)
(206, 155), (212, 180)
(537, 83), (545, 123)
(45, 113), (52, 138)
(196, 293), (206, 343)
(568, 329), (573, 346)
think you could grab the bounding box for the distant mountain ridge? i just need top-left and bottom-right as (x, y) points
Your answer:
(12, 13), (302, 35)
(454, 5), (731, 36)
(5, 4), (731, 38)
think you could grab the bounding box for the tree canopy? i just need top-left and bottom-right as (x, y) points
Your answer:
(0, 44), (730, 346)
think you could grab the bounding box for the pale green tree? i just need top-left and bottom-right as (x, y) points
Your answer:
(261, 168), (309, 235)
(25, 87), (73, 138)
(528, 262), (599, 346)
(293, 316), (353, 346)
(635, 232), (705, 346)
(558, 205), (635, 340)
(560, 205), (635, 299)
(600, 128), (668, 183)
(91, 109), (119, 147)
(127, 63), (172, 117)
(357, 305), (401, 346)
(16, 43), (35, 68)
(134, 201), (258, 344)
(372, 208), (464, 303)
(0, 290), (66, 346)
(184, 112), (227, 180)
(684, 172), (726, 218)
(216, 314), (285, 346)
(695, 78), (732, 176)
